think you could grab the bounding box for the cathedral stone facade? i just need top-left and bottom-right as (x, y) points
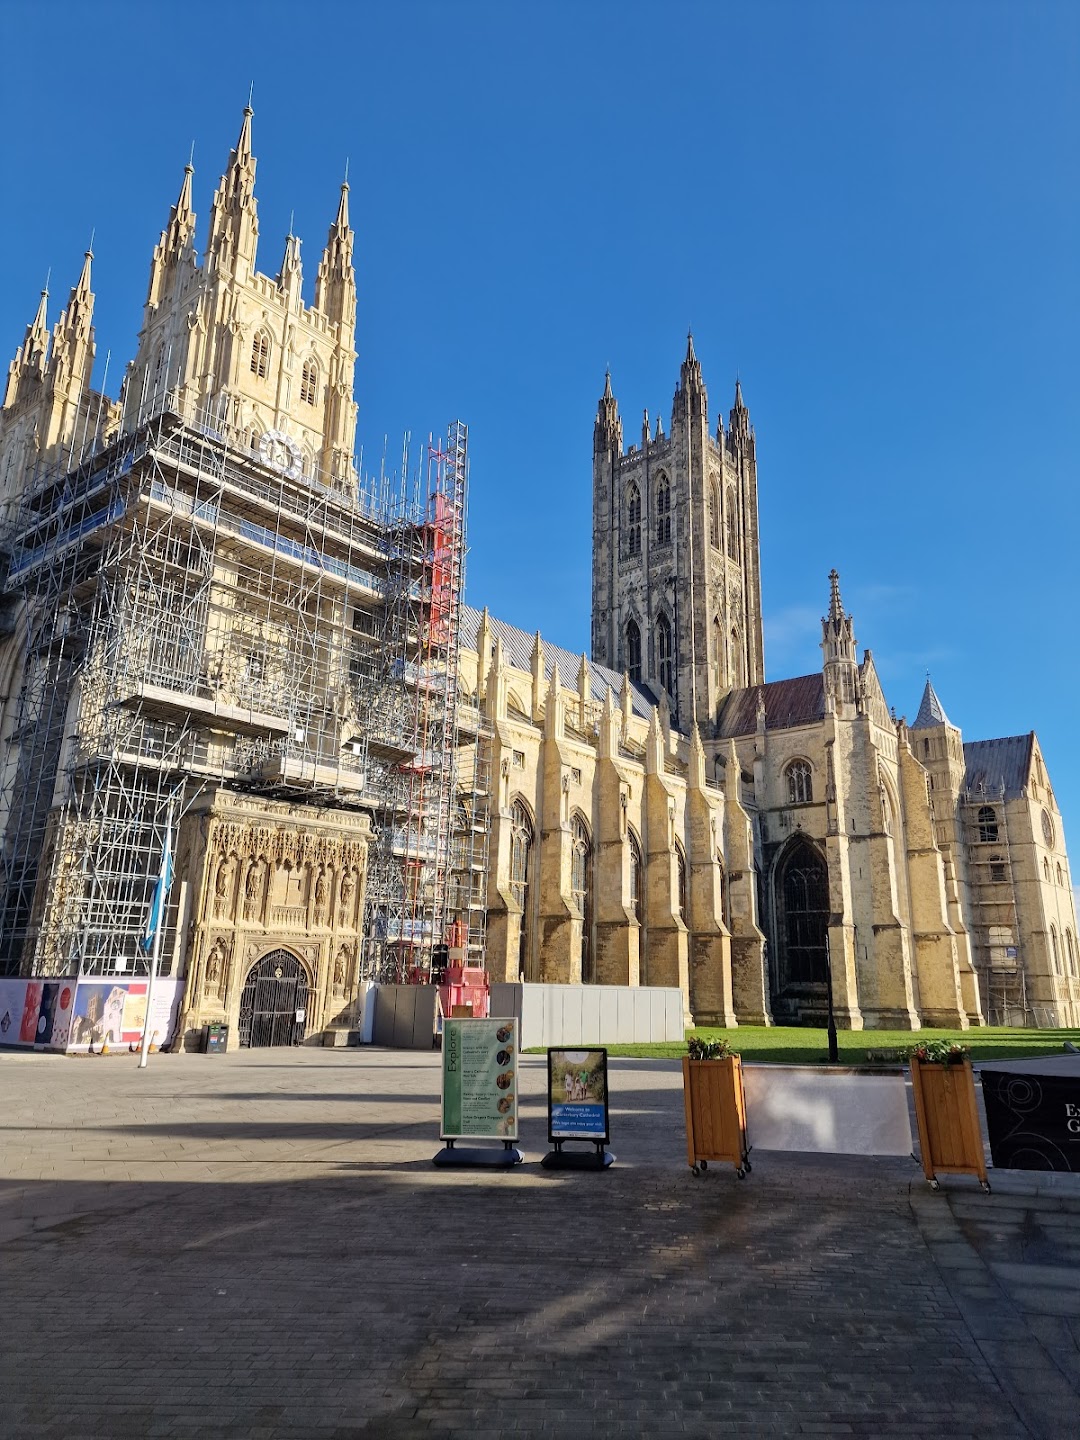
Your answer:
(1, 113), (1076, 1041)
(463, 345), (1080, 1031)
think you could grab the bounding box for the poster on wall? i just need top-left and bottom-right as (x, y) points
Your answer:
(34, 980), (75, 1050)
(441, 1017), (519, 1141)
(0, 978), (41, 1047)
(67, 978), (183, 1051)
(548, 1048), (610, 1143)
(982, 1067), (1080, 1173)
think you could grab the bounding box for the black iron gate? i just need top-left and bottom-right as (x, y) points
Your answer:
(238, 949), (310, 1048)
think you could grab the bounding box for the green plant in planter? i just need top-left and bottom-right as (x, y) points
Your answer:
(687, 1036), (739, 1061)
(909, 1038), (970, 1066)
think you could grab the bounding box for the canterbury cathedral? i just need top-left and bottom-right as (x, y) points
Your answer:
(0, 108), (1077, 1048)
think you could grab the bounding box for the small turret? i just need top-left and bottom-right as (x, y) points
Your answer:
(821, 568), (858, 711)
(671, 330), (707, 427)
(728, 376), (751, 447)
(145, 160), (197, 310)
(48, 249), (96, 397)
(594, 369), (622, 454)
(206, 104), (259, 278)
(277, 229), (303, 311)
(314, 178), (357, 342)
(4, 282), (50, 407)
(912, 676), (951, 729)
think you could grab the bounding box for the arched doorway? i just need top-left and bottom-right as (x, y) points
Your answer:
(775, 838), (829, 996)
(238, 949), (310, 1047)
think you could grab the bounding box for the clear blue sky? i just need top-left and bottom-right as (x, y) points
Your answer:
(1, 1), (1078, 833)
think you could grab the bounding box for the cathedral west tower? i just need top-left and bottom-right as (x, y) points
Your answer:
(591, 338), (764, 731)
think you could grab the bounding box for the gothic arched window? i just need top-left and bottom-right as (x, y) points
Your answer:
(629, 830), (643, 922)
(626, 618), (642, 682)
(510, 800), (534, 976)
(657, 613), (674, 695)
(1042, 809), (1055, 848)
(730, 627), (743, 689)
(708, 482), (720, 549)
(1043, 857), (1051, 883)
(1067, 928), (1077, 977)
(627, 482), (642, 556)
(656, 475), (672, 544)
(571, 813), (592, 979)
(726, 488), (739, 560)
(786, 760), (812, 805)
(977, 805), (998, 843)
(778, 837), (829, 986)
(675, 843), (687, 919)
(717, 853), (730, 931)
(250, 330), (270, 380)
(300, 358), (319, 406)
(1057, 862), (1064, 886)
(1051, 925), (1061, 975)
(713, 614), (722, 692)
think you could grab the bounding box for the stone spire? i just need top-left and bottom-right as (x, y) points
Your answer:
(145, 161), (197, 310)
(821, 568), (858, 712)
(594, 369), (622, 454)
(912, 676), (951, 729)
(206, 104), (259, 277)
(49, 249), (96, 390)
(3, 282), (50, 407)
(729, 375), (751, 444)
(315, 178), (357, 340)
(277, 229), (303, 310)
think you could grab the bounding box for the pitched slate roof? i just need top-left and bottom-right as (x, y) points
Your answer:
(962, 734), (1034, 800)
(912, 678), (951, 728)
(459, 604), (660, 721)
(715, 674), (825, 739)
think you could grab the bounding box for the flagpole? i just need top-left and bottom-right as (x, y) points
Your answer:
(139, 797), (175, 1070)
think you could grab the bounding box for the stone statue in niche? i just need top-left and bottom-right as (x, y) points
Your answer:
(244, 859), (265, 920)
(313, 868), (328, 923)
(333, 948), (346, 991)
(214, 858), (234, 918)
(339, 868), (356, 926)
(206, 937), (226, 986)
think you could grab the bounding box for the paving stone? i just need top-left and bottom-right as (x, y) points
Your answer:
(1, 1047), (1075, 1437)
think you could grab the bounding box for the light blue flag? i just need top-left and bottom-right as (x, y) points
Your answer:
(141, 814), (174, 954)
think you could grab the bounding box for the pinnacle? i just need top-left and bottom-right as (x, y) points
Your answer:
(828, 567), (843, 621)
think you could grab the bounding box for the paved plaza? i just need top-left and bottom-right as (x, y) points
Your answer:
(1, 1048), (1079, 1438)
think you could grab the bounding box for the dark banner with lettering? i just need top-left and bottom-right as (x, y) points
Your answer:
(981, 1068), (1080, 1173)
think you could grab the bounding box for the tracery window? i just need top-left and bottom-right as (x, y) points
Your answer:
(786, 760), (812, 805)
(675, 843), (687, 919)
(657, 614), (674, 695)
(626, 618), (642, 682)
(708, 482), (720, 549)
(250, 330), (270, 380)
(300, 358), (319, 406)
(510, 800), (533, 976)
(629, 830), (643, 922)
(627, 482), (641, 556)
(1042, 809), (1055, 848)
(778, 838), (829, 985)
(656, 475), (672, 544)
(726, 488), (739, 560)
(571, 813), (593, 980)
(977, 805), (998, 843)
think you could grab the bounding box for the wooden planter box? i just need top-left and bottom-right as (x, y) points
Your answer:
(682, 1055), (750, 1177)
(909, 1056), (990, 1192)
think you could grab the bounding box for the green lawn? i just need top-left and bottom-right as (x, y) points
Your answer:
(577, 1025), (1080, 1064)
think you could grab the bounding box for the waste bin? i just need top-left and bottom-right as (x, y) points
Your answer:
(203, 1022), (228, 1055)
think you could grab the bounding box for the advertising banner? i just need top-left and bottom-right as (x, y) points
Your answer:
(0, 978), (42, 1047)
(441, 1017), (518, 1141)
(548, 1048), (609, 1142)
(67, 977), (183, 1051)
(981, 1067), (1080, 1172)
(34, 980), (76, 1050)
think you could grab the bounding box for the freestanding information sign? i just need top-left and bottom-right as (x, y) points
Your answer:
(541, 1047), (614, 1169)
(433, 1017), (524, 1167)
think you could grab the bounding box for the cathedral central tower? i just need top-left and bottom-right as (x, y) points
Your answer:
(591, 339), (764, 729)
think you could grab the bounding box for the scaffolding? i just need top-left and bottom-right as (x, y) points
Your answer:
(960, 785), (1032, 1026)
(0, 387), (487, 991)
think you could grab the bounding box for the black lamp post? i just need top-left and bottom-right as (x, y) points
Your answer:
(823, 926), (839, 1064)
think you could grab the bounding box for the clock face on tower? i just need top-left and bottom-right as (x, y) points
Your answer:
(257, 428), (303, 479)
